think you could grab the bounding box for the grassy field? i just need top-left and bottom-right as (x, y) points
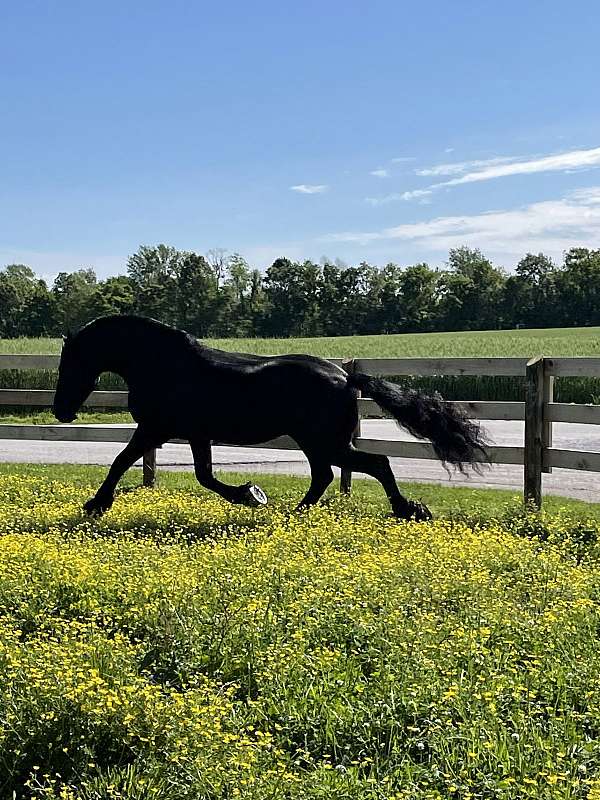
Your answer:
(2, 325), (600, 422)
(2, 324), (600, 358)
(5, 462), (600, 520)
(3, 465), (600, 798)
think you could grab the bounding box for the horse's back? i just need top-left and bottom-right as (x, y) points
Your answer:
(129, 333), (357, 447)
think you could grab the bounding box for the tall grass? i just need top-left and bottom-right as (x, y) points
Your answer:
(3, 324), (600, 358)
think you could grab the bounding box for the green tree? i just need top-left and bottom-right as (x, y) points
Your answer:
(127, 244), (183, 325)
(0, 265), (40, 337)
(52, 269), (98, 333)
(318, 263), (346, 335)
(176, 252), (220, 336)
(85, 276), (136, 320)
(438, 247), (506, 331)
(398, 263), (439, 332)
(376, 263), (405, 333)
(221, 253), (255, 336)
(554, 248), (600, 327)
(262, 259), (322, 336)
(503, 253), (557, 329)
(247, 269), (267, 335)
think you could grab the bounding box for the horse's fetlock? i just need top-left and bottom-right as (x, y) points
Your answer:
(84, 492), (114, 517)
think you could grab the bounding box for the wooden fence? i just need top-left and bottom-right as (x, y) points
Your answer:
(1, 354), (599, 507)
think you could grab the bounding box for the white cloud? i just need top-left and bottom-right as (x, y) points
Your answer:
(416, 156), (519, 177)
(369, 146), (600, 206)
(290, 184), (328, 194)
(442, 146), (600, 186)
(366, 188), (432, 206)
(324, 186), (600, 257)
(390, 156), (416, 163)
(370, 168), (388, 178)
(402, 189), (433, 201)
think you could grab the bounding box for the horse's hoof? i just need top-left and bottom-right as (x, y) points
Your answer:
(241, 483), (268, 507)
(395, 500), (432, 522)
(84, 495), (113, 517)
(407, 501), (433, 522)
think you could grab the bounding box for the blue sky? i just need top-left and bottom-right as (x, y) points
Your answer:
(1, 0), (600, 279)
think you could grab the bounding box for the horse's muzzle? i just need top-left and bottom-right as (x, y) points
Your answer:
(53, 407), (77, 423)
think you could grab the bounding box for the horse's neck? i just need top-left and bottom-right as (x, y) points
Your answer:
(86, 330), (139, 384)
(86, 322), (164, 385)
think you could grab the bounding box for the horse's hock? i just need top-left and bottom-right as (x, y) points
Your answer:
(1, 353), (600, 509)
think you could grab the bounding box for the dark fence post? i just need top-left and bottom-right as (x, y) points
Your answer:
(524, 356), (544, 508)
(340, 358), (358, 494)
(143, 448), (157, 488)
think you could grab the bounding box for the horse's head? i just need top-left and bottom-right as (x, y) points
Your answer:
(53, 332), (100, 423)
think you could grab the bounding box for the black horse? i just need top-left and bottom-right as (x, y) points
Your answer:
(53, 315), (488, 520)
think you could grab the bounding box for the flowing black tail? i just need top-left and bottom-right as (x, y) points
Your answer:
(348, 373), (489, 472)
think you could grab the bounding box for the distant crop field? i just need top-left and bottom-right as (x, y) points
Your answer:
(1, 326), (600, 414)
(2, 325), (600, 358)
(209, 325), (600, 359)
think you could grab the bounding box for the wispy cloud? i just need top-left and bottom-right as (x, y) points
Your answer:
(366, 188), (432, 206)
(290, 184), (328, 194)
(324, 187), (600, 257)
(368, 146), (600, 205)
(442, 146), (600, 186)
(370, 168), (389, 178)
(416, 156), (519, 177)
(390, 156), (416, 163)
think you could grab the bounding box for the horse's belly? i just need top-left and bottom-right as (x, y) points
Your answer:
(205, 418), (285, 446)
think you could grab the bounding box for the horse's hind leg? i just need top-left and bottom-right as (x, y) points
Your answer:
(189, 438), (267, 507)
(333, 447), (432, 521)
(296, 455), (334, 510)
(84, 426), (164, 516)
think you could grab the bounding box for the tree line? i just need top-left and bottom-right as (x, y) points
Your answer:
(1, 244), (599, 339)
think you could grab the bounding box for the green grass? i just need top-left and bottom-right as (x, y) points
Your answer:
(3, 462), (600, 522)
(0, 410), (129, 425)
(4, 465), (600, 798)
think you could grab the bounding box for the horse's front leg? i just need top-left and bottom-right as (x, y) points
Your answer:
(189, 438), (267, 507)
(84, 426), (163, 516)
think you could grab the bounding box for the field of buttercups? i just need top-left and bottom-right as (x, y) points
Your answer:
(3, 473), (600, 798)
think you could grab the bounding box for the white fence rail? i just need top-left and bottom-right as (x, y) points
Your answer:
(0, 354), (599, 507)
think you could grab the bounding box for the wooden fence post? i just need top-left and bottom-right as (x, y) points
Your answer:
(524, 356), (544, 508)
(340, 358), (359, 494)
(143, 448), (157, 488)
